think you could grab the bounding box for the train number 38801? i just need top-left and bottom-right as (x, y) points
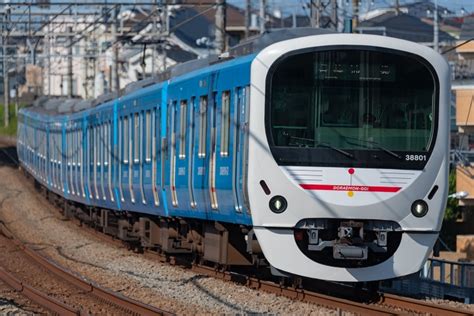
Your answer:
(405, 154), (427, 161)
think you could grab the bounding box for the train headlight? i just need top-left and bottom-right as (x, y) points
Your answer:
(411, 200), (429, 218)
(269, 196), (287, 214)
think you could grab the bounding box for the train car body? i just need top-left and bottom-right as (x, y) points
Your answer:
(17, 31), (450, 282)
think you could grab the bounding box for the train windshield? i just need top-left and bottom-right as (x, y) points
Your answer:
(267, 48), (437, 168)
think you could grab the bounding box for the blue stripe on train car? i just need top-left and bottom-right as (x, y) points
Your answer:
(20, 53), (256, 226)
(165, 54), (254, 225)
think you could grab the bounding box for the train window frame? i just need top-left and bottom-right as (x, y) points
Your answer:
(123, 116), (129, 164)
(134, 112), (140, 164)
(198, 96), (207, 158)
(220, 91), (230, 157)
(265, 46), (440, 170)
(96, 125), (101, 167)
(145, 110), (151, 162)
(104, 122), (109, 166)
(179, 100), (187, 159)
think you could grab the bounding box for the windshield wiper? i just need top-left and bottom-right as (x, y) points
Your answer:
(344, 137), (402, 160)
(284, 134), (354, 159)
(317, 142), (354, 159)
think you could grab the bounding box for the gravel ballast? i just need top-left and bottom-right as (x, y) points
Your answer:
(0, 166), (342, 315)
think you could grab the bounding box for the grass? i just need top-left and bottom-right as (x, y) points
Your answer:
(0, 104), (22, 136)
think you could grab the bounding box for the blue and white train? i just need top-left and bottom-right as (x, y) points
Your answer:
(17, 30), (450, 282)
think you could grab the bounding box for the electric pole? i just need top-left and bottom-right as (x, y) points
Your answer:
(3, 5), (10, 127)
(67, 26), (73, 98)
(352, 0), (359, 31)
(331, 0), (337, 30)
(245, 0), (251, 39)
(160, 0), (168, 72)
(311, 0), (321, 28)
(434, 0), (439, 52)
(111, 5), (120, 92)
(259, 0), (266, 34)
(215, 0), (226, 54)
(152, 0), (157, 74)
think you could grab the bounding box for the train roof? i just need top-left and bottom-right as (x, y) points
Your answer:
(21, 28), (334, 118)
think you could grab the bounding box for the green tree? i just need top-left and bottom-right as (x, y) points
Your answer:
(444, 169), (460, 221)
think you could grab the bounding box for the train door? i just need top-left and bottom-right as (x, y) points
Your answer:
(191, 95), (210, 212)
(142, 109), (154, 208)
(163, 100), (174, 210)
(92, 123), (100, 200)
(208, 92), (218, 210)
(99, 122), (106, 202)
(174, 99), (191, 211)
(103, 119), (114, 207)
(67, 126), (73, 196)
(74, 126), (79, 198)
(61, 122), (68, 196)
(131, 110), (141, 206)
(236, 86), (250, 214)
(151, 106), (160, 208)
(85, 121), (93, 200)
(212, 90), (234, 218)
(78, 124), (85, 199)
(107, 120), (115, 206)
(187, 97), (197, 210)
(140, 110), (147, 206)
(168, 101), (178, 208)
(120, 114), (134, 207)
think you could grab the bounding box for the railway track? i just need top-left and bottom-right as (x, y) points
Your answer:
(0, 143), (472, 315)
(0, 222), (172, 316)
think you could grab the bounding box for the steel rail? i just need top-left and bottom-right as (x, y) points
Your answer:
(190, 264), (397, 316)
(380, 293), (472, 316)
(0, 223), (173, 316)
(0, 266), (79, 315)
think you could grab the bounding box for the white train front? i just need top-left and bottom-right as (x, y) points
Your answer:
(17, 32), (450, 283)
(248, 34), (449, 282)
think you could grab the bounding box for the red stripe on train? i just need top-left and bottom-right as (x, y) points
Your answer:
(300, 184), (401, 193)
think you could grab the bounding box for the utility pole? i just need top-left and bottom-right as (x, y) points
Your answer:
(331, 0), (337, 30)
(47, 23), (51, 96)
(244, 0), (251, 39)
(352, 0), (359, 31)
(311, 0), (321, 28)
(111, 5), (120, 92)
(433, 0), (439, 52)
(3, 5), (10, 128)
(160, 0), (168, 72)
(67, 26), (73, 98)
(395, 0), (400, 15)
(152, 0), (157, 75)
(15, 85), (18, 116)
(259, 0), (266, 34)
(215, 0), (226, 54)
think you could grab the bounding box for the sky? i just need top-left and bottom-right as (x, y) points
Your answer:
(3, 0), (474, 20)
(227, 0), (474, 17)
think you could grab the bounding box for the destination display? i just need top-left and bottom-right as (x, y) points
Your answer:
(314, 62), (396, 81)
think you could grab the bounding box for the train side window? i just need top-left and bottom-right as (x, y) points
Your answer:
(96, 125), (100, 167)
(220, 91), (230, 157)
(78, 129), (82, 167)
(123, 116), (129, 164)
(146, 110), (151, 162)
(179, 100), (187, 159)
(104, 122), (109, 166)
(134, 112), (140, 164)
(198, 96), (207, 158)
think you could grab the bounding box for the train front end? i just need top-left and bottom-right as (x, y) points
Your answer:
(247, 34), (450, 282)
